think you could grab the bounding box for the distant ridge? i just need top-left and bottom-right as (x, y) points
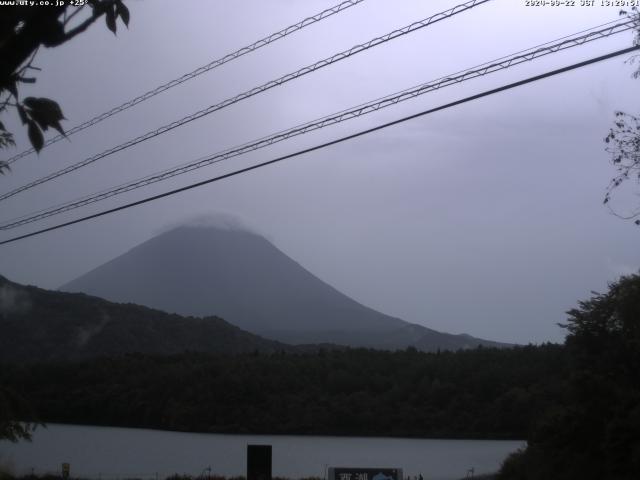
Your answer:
(0, 275), (290, 362)
(62, 224), (510, 351)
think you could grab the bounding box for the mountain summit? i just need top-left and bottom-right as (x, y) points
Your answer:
(62, 225), (507, 351)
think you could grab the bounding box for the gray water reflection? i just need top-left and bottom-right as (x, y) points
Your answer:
(0, 424), (524, 480)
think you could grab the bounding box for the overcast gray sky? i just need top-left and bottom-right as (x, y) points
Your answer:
(1, 0), (638, 344)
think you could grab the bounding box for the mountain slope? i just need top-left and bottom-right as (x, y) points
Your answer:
(62, 225), (508, 351)
(0, 275), (289, 362)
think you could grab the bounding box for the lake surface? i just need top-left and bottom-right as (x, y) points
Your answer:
(0, 424), (524, 480)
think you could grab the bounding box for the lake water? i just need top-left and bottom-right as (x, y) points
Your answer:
(0, 424), (524, 480)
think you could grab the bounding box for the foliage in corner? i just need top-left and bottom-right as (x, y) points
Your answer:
(498, 273), (640, 480)
(0, 0), (130, 169)
(0, 386), (40, 442)
(603, 8), (640, 224)
(0, 0), (129, 441)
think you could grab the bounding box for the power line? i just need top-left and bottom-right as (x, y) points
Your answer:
(4, 0), (367, 165)
(0, 0), (491, 203)
(0, 19), (634, 230)
(1, 45), (636, 247)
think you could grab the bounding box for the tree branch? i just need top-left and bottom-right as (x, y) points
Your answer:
(16, 46), (39, 76)
(63, 5), (86, 28)
(51, 2), (111, 47)
(0, 93), (14, 113)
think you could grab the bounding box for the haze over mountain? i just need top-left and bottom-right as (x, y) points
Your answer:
(0, 275), (288, 362)
(62, 223), (508, 351)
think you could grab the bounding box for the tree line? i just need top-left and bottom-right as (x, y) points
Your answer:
(1, 344), (566, 440)
(497, 272), (640, 480)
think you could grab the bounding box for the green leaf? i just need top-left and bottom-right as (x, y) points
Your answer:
(27, 120), (44, 153)
(17, 105), (28, 125)
(116, 0), (130, 27)
(50, 121), (65, 136)
(0, 161), (11, 175)
(105, 5), (117, 34)
(0, 131), (15, 149)
(23, 97), (66, 136)
(24, 97), (58, 113)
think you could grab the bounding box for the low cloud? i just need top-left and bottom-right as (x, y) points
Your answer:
(0, 285), (31, 316)
(155, 211), (258, 235)
(76, 312), (110, 347)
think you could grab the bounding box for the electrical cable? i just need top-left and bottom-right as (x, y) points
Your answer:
(1, 45), (636, 246)
(0, 18), (634, 230)
(4, 0), (367, 165)
(0, 0), (491, 202)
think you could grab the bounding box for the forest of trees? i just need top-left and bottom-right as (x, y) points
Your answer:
(3, 273), (638, 480)
(497, 272), (640, 480)
(1, 344), (566, 440)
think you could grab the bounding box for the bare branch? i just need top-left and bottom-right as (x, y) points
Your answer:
(63, 6), (86, 28)
(16, 46), (40, 75)
(604, 110), (640, 222)
(51, 9), (103, 46)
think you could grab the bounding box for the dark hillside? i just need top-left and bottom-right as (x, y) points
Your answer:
(0, 275), (289, 362)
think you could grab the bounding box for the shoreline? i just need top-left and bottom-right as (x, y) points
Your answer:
(20, 422), (526, 443)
